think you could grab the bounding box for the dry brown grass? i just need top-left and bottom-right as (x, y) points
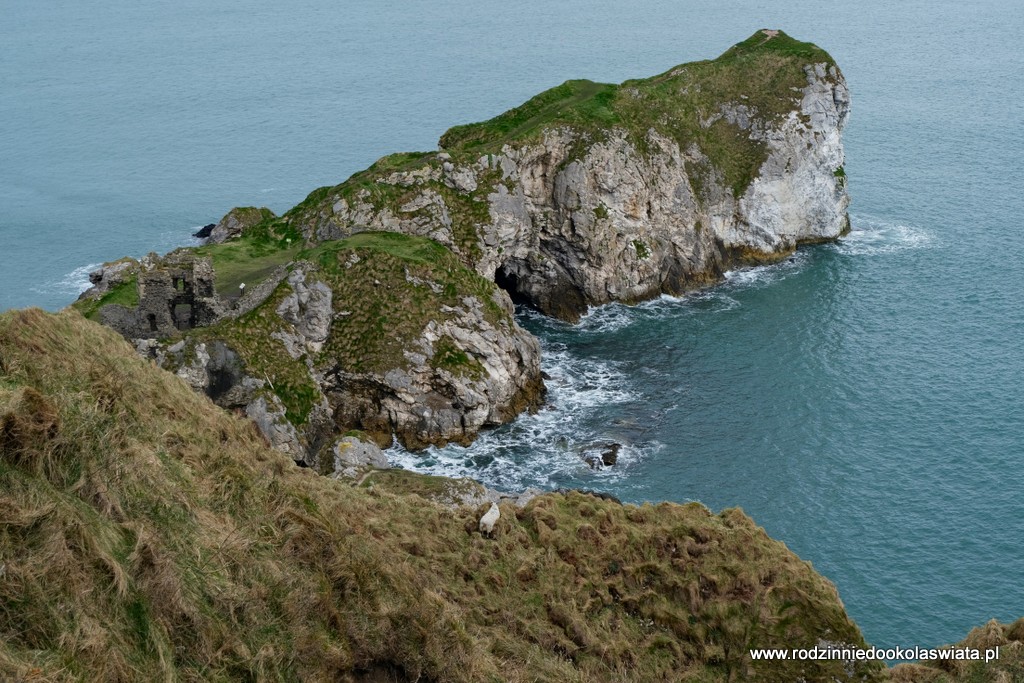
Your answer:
(890, 619), (1024, 683)
(1, 309), (887, 681)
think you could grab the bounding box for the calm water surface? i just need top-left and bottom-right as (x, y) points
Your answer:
(3, 0), (1022, 651)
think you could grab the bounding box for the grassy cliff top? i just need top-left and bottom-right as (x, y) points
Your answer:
(0, 308), (882, 682)
(438, 30), (836, 156)
(282, 29), (839, 228)
(189, 232), (509, 425)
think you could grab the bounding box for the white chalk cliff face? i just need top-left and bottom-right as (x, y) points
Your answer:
(736, 63), (850, 251)
(295, 54), (850, 322)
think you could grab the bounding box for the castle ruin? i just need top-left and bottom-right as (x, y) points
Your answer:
(100, 253), (227, 340)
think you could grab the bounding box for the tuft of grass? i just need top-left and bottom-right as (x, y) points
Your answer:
(71, 276), (140, 321)
(0, 308), (887, 682)
(431, 336), (486, 379)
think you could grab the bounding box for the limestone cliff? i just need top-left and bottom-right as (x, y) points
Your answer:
(78, 29), (849, 456)
(77, 233), (544, 464)
(285, 29), (850, 320)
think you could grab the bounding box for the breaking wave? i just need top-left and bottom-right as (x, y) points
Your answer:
(30, 262), (102, 299)
(388, 339), (663, 493)
(831, 214), (936, 256)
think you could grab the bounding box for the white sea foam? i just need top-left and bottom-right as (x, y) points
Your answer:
(388, 339), (659, 492)
(576, 302), (638, 333)
(30, 262), (102, 298)
(831, 214), (935, 256)
(722, 250), (810, 289)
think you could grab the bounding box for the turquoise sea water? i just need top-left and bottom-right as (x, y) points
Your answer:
(3, 0), (1022, 653)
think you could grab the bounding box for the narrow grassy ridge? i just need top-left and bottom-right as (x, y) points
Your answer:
(1, 309), (887, 682)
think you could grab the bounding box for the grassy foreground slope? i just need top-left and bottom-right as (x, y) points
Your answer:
(892, 619), (1024, 682)
(0, 309), (882, 681)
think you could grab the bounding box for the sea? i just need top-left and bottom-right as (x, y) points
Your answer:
(3, 0), (1022, 654)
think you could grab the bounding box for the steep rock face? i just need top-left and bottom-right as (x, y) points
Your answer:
(286, 30), (850, 321)
(108, 237), (544, 459)
(205, 206), (276, 244)
(320, 277), (544, 450)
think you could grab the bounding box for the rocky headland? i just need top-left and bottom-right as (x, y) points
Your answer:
(4, 29), (1020, 682)
(75, 30), (852, 469)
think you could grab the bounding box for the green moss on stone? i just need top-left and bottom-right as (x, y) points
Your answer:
(71, 276), (140, 321)
(431, 336), (485, 379)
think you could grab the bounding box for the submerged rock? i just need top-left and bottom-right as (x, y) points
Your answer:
(580, 441), (621, 469)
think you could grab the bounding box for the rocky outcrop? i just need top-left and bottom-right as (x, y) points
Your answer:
(204, 206), (276, 244)
(79, 30), (845, 458)
(302, 241), (545, 451)
(81, 258), (139, 300)
(92, 238), (545, 460)
(193, 223), (216, 239)
(285, 30), (850, 321)
(331, 436), (390, 478)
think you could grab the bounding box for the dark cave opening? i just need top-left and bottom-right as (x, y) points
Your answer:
(494, 260), (534, 308)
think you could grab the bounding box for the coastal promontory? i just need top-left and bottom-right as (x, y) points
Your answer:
(76, 29), (851, 463)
